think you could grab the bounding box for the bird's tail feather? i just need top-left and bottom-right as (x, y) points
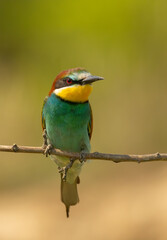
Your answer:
(61, 176), (80, 217)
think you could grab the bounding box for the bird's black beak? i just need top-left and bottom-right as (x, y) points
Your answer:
(82, 75), (104, 85)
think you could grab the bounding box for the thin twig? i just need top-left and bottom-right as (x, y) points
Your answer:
(0, 144), (167, 163)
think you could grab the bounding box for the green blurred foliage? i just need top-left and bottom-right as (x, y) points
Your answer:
(0, 1), (167, 239)
(0, 0), (167, 187)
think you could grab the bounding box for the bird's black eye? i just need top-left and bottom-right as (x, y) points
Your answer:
(66, 78), (73, 85)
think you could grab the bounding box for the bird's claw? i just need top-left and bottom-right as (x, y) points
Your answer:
(58, 158), (75, 181)
(42, 129), (53, 156)
(79, 152), (86, 163)
(58, 166), (66, 174)
(42, 129), (48, 149)
(44, 144), (53, 157)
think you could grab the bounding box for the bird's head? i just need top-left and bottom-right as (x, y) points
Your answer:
(49, 68), (103, 103)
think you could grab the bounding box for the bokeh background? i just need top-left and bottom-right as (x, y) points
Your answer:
(0, 0), (167, 239)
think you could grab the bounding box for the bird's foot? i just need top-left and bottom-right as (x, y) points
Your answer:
(79, 152), (86, 163)
(44, 144), (53, 157)
(58, 158), (75, 181)
(42, 129), (53, 156)
(42, 129), (48, 149)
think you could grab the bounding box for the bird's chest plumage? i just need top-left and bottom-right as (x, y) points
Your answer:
(43, 94), (91, 152)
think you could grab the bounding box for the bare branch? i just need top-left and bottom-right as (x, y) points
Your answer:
(0, 144), (167, 163)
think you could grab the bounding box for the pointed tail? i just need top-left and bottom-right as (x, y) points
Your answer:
(61, 176), (80, 217)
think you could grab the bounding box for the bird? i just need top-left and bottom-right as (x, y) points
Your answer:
(41, 67), (103, 217)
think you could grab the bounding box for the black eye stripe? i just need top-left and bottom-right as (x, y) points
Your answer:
(77, 79), (83, 85)
(55, 77), (84, 89)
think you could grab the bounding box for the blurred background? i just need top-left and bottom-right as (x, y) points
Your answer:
(0, 0), (167, 239)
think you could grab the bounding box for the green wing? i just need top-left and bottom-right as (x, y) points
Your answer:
(88, 103), (93, 140)
(41, 96), (48, 130)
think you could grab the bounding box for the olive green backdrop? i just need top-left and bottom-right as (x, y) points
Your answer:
(0, 1), (167, 239)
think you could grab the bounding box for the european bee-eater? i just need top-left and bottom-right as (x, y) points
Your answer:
(41, 68), (103, 217)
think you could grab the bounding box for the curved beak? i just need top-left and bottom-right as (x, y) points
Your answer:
(82, 75), (104, 85)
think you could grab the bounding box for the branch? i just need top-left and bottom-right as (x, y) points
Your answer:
(0, 144), (167, 163)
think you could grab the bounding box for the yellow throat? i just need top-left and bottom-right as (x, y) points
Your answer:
(54, 84), (92, 103)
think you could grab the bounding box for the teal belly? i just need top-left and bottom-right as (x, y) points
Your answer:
(43, 94), (91, 153)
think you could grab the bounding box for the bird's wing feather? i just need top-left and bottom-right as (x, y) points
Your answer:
(41, 96), (48, 130)
(88, 103), (93, 140)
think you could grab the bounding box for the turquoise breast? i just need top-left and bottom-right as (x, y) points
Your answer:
(43, 94), (91, 153)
